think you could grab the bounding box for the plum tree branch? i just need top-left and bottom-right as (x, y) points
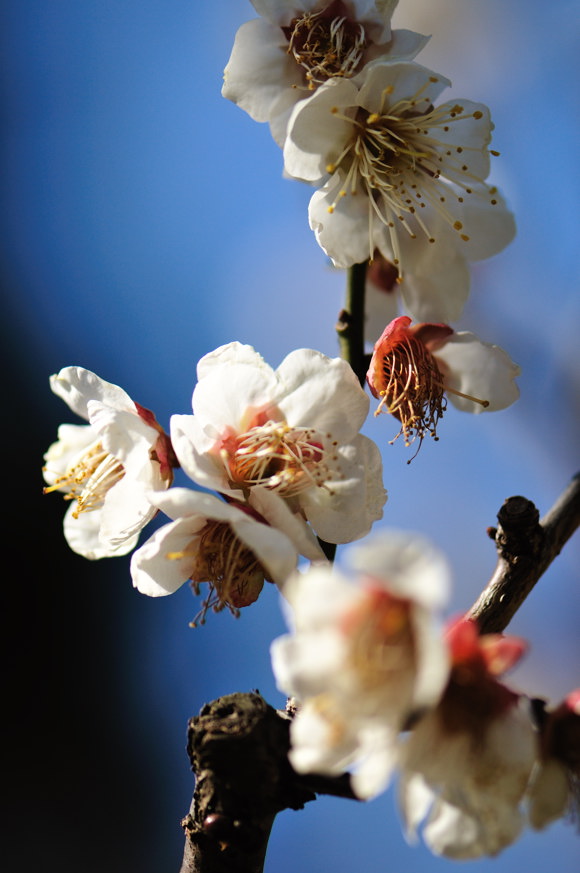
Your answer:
(468, 472), (580, 633)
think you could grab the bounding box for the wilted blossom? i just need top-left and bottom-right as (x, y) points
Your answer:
(527, 690), (580, 830)
(222, 0), (428, 145)
(43, 367), (175, 559)
(283, 61), (515, 279)
(271, 531), (451, 798)
(170, 342), (387, 544)
(399, 618), (537, 859)
(130, 486), (325, 624)
(366, 316), (520, 452)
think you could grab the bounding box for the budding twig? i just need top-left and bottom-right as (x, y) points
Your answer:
(468, 473), (580, 634)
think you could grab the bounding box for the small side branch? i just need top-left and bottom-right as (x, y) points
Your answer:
(468, 473), (580, 634)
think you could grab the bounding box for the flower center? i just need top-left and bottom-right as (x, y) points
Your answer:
(219, 421), (334, 497)
(43, 439), (125, 517)
(172, 520), (267, 627)
(326, 81), (495, 266)
(343, 587), (416, 698)
(285, 5), (366, 88)
(371, 331), (447, 451)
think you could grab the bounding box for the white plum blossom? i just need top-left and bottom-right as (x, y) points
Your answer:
(283, 61), (515, 283)
(271, 531), (451, 798)
(399, 618), (537, 859)
(170, 342), (387, 545)
(43, 367), (174, 559)
(222, 0), (428, 145)
(366, 316), (520, 451)
(130, 487), (325, 623)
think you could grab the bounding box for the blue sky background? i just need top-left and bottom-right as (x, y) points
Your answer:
(3, 1), (579, 870)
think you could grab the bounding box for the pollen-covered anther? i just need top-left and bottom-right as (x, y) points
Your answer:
(43, 439), (125, 517)
(371, 331), (447, 452)
(169, 519), (267, 627)
(220, 421), (333, 497)
(286, 9), (367, 86)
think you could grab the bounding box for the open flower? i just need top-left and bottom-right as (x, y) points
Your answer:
(43, 367), (175, 559)
(271, 531), (451, 798)
(283, 60), (515, 276)
(171, 342), (387, 544)
(399, 618), (536, 859)
(527, 690), (580, 830)
(366, 316), (520, 452)
(222, 0), (428, 145)
(130, 487), (324, 624)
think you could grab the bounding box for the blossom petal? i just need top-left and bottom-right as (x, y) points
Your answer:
(63, 504), (138, 560)
(49, 366), (134, 420)
(130, 516), (204, 596)
(435, 332), (521, 413)
(222, 19), (299, 123)
(275, 348), (369, 440)
(284, 79), (360, 182)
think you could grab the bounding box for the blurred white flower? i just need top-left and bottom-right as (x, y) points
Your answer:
(130, 487), (323, 623)
(43, 367), (174, 559)
(271, 530), (451, 798)
(223, 0), (428, 145)
(366, 316), (520, 451)
(527, 690), (580, 830)
(283, 61), (515, 279)
(171, 342), (387, 544)
(399, 618), (536, 859)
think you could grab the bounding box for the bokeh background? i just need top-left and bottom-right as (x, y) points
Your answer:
(3, 0), (579, 870)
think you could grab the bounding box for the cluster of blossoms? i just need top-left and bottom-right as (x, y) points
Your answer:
(271, 532), (580, 858)
(223, 0), (521, 450)
(42, 2), (576, 866)
(44, 344), (387, 622)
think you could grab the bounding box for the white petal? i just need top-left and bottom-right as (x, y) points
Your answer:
(87, 403), (157, 464)
(309, 174), (377, 267)
(63, 504), (138, 560)
(130, 516), (202, 596)
(231, 514), (298, 586)
(453, 185), (516, 261)
(397, 234), (470, 323)
(299, 435), (386, 543)
(191, 348), (280, 430)
(435, 332), (521, 413)
(364, 280), (400, 346)
(248, 486), (326, 562)
(275, 348), (369, 440)
(357, 61), (450, 115)
(284, 79), (359, 182)
(170, 414), (230, 493)
(49, 366), (134, 420)
(346, 530), (451, 610)
(528, 760), (570, 830)
(99, 477), (158, 547)
(222, 19), (298, 123)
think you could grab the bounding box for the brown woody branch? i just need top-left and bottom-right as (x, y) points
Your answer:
(468, 473), (580, 633)
(179, 692), (358, 873)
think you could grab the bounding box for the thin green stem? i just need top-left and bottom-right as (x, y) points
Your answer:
(336, 261), (369, 386)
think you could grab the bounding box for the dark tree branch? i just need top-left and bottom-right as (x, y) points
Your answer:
(468, 473), (580, 634)
(179, 692), (358, 873)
